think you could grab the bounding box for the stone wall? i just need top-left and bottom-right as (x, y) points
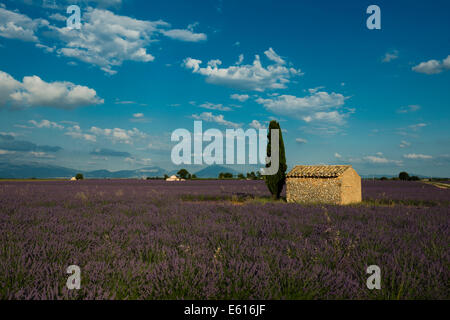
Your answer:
(286, 177), (342, 204)
(340, 168), (362, 204)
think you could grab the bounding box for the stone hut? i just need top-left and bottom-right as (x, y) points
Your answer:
(286, 165), (361, 205)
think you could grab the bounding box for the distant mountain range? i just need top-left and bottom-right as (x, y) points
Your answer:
(0, 161), (432, 179)
(0, 162), (245, 179)
(0, 162), (167, 179)
(192, 164), (241, 178)
(84, 167), (167, 179)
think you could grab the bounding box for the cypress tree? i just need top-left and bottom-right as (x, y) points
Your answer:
(264, 120), (287, 199)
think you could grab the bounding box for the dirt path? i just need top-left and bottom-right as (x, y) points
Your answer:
(424, 181), (450, 189)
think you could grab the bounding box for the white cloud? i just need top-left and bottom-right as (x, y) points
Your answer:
(249, 120), (265, 130)
(192, 112), (240, 128)
(295, 138), (307, 144)
(0, 7), (48, 42)
(0, 131), (19, 137)
(264, 47), (285, 65)
(90, 126), (147, 144)
(130, 116), (150, 123)
(65, 132), (96, 142)
(199, 102), (231, 111)
(184, 58), (202, 72)
(51, 8), (164, 74)
(382, 50), (399, 63)
(230, 93), (249, 102)
(334, 152), (342, 158)
(412, 55), (450, 74)
(125, 157), (152, 166)
(160, 26), (206, 42)
(0, 7), (207, 74)
(183, 49), (302, 91)
(256, 90), (348, 125)
(29, 151), (55, 158)
(363, 155), (402, 165)
(302, 111), (346, 124)
(308, 86), (324, 94)
(0, 70), (21, 107)
(409, 123), (427, 131)
(235, 54), (244, 65)
(29, 119), (64, 129)
(364, 156), (389, 163)
(0, 70), (103, 109)
(35, 43), (55, 53)
(412, 60), (441, 74)
(443, 55), (450, 69)
(139, 158), (152, 165)
(45, 9), (207, 74)
(161, 21), (206, 42)
(403, 153), (432, 159)
(114, 99), (139, 105)
(397, 104), (420, 113)
(133, 113), (144, 118)
(207, 59), (222, 68)
(65, 125), (97, 142)
(399, 140), (411, 148)
(48, 13), (66, 22)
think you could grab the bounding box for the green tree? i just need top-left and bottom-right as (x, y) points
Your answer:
(219, 172), (233, 179)
(75, 173), (84, 180)
(246, 171), (258, 180)
(191, 174), (197, 179)
(264, 120), (287, 199)
(177, 169), (190, 179)
(237, 173), (245, 179)
(399, 171), (410, 181)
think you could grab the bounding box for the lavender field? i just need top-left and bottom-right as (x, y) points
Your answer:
(0, 180), (448, 299)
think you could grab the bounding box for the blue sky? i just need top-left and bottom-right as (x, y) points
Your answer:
(0, 0), (449, 176)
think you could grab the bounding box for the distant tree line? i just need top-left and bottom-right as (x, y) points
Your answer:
(398, 171), (420, 181)
(365, 172), (422, 181)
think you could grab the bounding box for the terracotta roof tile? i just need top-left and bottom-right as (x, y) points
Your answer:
(287, 165), (351, 178)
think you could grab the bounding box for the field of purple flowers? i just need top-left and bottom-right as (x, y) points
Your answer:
(0, 180), (448, 299)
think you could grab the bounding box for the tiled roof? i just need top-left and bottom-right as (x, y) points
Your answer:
(287, 165), (352, 178)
